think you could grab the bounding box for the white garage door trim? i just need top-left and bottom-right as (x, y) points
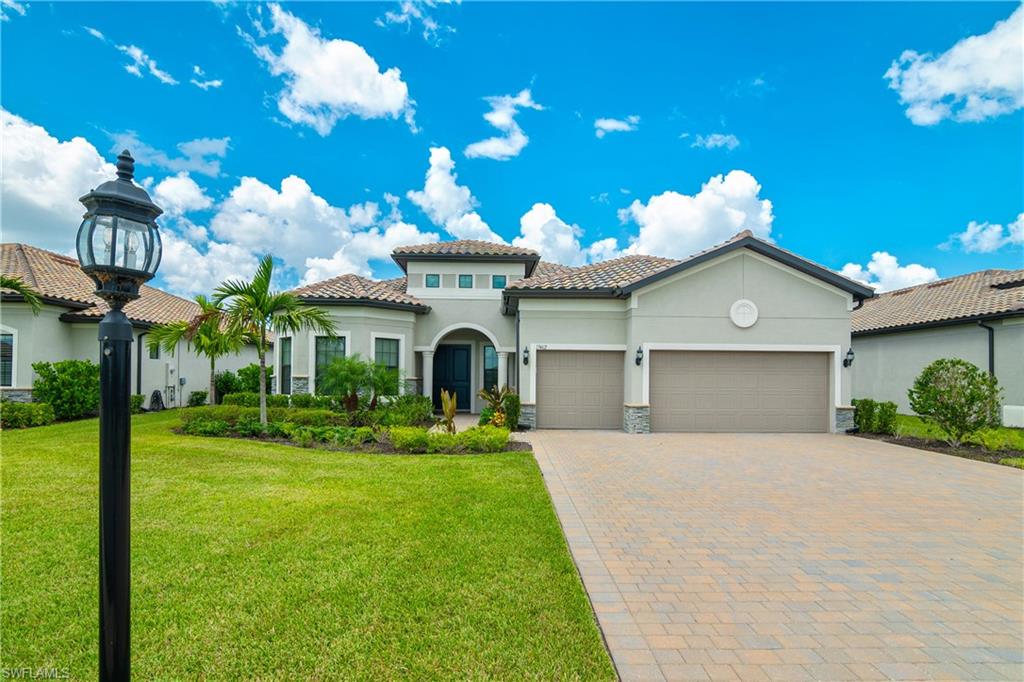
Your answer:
(526, 343), (627, 404)
(640, 343), (842, 409)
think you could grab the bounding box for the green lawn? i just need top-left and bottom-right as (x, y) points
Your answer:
(1, 411), (614, 680)
(895, 414), (1024, 451)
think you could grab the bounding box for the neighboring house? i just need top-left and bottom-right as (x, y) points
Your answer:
(0, 243), (261, 408)
(851, 269), (1024, 427)
(282, 232), (873, 433)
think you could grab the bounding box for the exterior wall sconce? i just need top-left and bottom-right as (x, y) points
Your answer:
(843, 347), (855, 367)
(522, 347), (529, 365)
(635, 346), (644, 366)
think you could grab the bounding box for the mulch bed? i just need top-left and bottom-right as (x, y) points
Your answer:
(853, 432), (1020, 468)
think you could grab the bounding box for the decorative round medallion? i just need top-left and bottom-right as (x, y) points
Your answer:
(729, 299), (759, 328)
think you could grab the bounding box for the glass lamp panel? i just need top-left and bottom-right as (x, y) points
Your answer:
(90, 215), (115, 267)
(148, 227), (162, 276)
(115, 218), (148, 271)
(76, 217), (95, 267)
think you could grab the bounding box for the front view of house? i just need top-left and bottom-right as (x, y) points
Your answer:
(279, 232), (874, 433)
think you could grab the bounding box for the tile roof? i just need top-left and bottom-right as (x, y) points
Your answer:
(289, 272), (428, 310)
(1, 243), (200, 326)
(852, 269), (1024, 334)
(506, 254), (680, 291)
(392, 240), (539, 257)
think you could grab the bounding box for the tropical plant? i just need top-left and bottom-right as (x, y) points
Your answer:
(367, 362), (400, 410)
(502, 392), (521, 431)
(31, 359), (100, 420)
(0, 275), (43, 314)
(318, 355), (370, 413)
(908, 358), (1002, 447)
(148, 295), (245, 405)
(478, 385), (512, 427)
(438, 388), (457, 435)
(213, 255), (335, 424)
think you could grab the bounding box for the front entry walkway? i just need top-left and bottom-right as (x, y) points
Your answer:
(530, 430), (1023, 681)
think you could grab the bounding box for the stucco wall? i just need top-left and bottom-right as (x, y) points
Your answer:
(851, 317), (1024, 421)
(412, 299), (515, 351)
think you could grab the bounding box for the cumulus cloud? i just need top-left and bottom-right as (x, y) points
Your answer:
(1, 0), (27, 21)
(84, 26), (178, 84)
(463, 88), (544, 161)
(152, 172), (213, 216)
(0, 109), (115, 251)
(840, 252), (939, 292)
(303, 220), (440, 283)
(375, 0), (456, 45)
(594, 115), (639, 138)
(242, 3), (415, 135)
(406, 146), (504, 241)
(159, 231), (263, 296)
(942, 213), (1024, 253)
(690, 133), (740, 151)
(109, 132), (230, 177)
(618, 170), (773, 259)
(884, 6), (1023, 125)
(190, 65), (223, 90)
(508, 203), (623, 266)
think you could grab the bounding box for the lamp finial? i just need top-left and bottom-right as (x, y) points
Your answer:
(115, 150), (135, 182)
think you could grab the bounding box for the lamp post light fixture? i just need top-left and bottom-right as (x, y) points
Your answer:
(843, 347), (855, 368)
(76, 150), (163, 682)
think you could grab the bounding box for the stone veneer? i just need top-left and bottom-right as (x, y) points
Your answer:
(292, 375), (309, 395)
(519, 403), (537, 429)
(623, 405), (650, 434)
(0, 388), (33, 403)
(835, 405), (855, 433)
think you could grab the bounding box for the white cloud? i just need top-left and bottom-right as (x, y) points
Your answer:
(153, 172), (213, 216)
(303, 220), (439, 283)
(242, 3), (415, 135)
(406, 146), (503, 242)
(690, 133), (740, 151)
(84, 27), (178, 84)
(512, 203), (622, 266)
(841, 252), (939, 292)
(594, 115), (639, 138)
(463, 88), (543, 161)
(942, 214), (1024, 253)
(375, 0), (456, 45)
(0, 109), (116, 251)
(1, 0), (27, 21)
(159, 230), (262, 296)
(619, 170), (773, 259)
(190, 65), (223, 90)
(884, 6), (1023, 125)
(109, 132), (230, 177)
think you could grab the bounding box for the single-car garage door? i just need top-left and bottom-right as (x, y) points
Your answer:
(650, 351), (829, 432)
(537, 351), (624, 429)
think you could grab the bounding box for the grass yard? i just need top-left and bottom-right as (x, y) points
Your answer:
(1, 411), (614, 680)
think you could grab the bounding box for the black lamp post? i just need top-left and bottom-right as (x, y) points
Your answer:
(76, 150), (162, 682)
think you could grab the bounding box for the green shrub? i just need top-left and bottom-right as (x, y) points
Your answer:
(290, 393), (313, 408)
(456, 426), (511, 453)
(181, 406), (344, 430)
(238, 363), (273, 393)
(389, 427), (431, 453)
(502, 392), (521, 431)
(379, 394), (434, 427)
(853, 398), (877, 433)
(235, 415), (266, 438)
(908, 358), (1003, 447)
(182, 419), (230, 437)
(187, 391), (208, 407)
(874, 401), (898, 435)
(426, 432), (458, 453)
(972, 429), (1013, 452)
(265, 421), (290, 439)
(0, 401), (56, 429)
(222, 392), (259, 407)
(31, 359), (100, 420)
(282, 409), (346, 427)
(478, 407), (494, 427)
(130, 394), (145, 414)
(213, 371), (241, 404)
(346, 426), (377, 446)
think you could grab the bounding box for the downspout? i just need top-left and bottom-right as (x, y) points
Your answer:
(852, 296), (865, 311)
(515, 309), (521, 392)
(136, 331), (146, 395)
(977, 320), (995, 375)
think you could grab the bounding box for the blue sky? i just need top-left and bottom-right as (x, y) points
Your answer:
(2, 1), (1021, 296)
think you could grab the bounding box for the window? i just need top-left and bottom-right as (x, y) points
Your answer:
(149, 343), (160, 360)
(314, 336), (346, 390)
(483, 345), (498, 391)
(280, 337), (292, 395)
(0, 333), (12, 387)
(425, 274), (440, 288)
(374, 337), (400, 372)
(458, 274), (473, 289)
(491, 275), (507, 289)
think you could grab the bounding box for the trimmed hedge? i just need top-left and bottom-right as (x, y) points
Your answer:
(130, 395), (145, 414)
(181, 405), (346, 427)
(502, 393), (521, 430)
(1, 401), (56, 429)
(389, 426), (510, 454)
(187, 391), (209, 407)
(852, 398), (898, 435)
(31, 359), (100, 421)
(222, 392), (289, 408)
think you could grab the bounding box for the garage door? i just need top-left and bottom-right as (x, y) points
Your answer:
(537, 351), (624, 429)
(650, 351), (829, 432)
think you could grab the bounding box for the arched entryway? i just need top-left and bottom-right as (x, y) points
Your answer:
(418, 324), (512, 413)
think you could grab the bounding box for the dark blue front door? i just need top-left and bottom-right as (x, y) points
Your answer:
(433, 345), (471, 410)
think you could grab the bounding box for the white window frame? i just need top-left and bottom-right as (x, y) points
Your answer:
(275, 334), (292, 395)
(308, 331), (351, 395)
(370, 332), (406, 394)
(0, 324), (17, 389)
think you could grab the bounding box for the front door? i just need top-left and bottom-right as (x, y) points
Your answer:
(433, 345), (471, 411)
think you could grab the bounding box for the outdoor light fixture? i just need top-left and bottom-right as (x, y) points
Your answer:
(522, 347), (529, 365)
(843, 347), (855, 368)
(635, 346), (644, 366)
(77, 150), (163, 682)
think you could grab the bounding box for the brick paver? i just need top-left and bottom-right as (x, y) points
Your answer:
(531, 431), (1023, 681)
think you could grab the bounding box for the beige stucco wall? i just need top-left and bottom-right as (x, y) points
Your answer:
(851, 317), (1024, 424)
(412, 298), (515, 351)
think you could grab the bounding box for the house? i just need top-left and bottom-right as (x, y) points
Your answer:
(281, 232), (874, 433)
(0, 243), (261, 408)
(851, 269), (1024, 427)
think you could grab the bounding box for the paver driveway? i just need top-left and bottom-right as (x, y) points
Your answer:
(531, 431), (1023, 681)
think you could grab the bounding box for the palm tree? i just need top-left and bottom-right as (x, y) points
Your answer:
(1, 275), (43, 314)
(214, 255), (335, 423)
(147, 295), (245, 405)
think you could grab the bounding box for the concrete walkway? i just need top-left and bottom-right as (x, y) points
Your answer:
(530, 430), (1024, 681)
